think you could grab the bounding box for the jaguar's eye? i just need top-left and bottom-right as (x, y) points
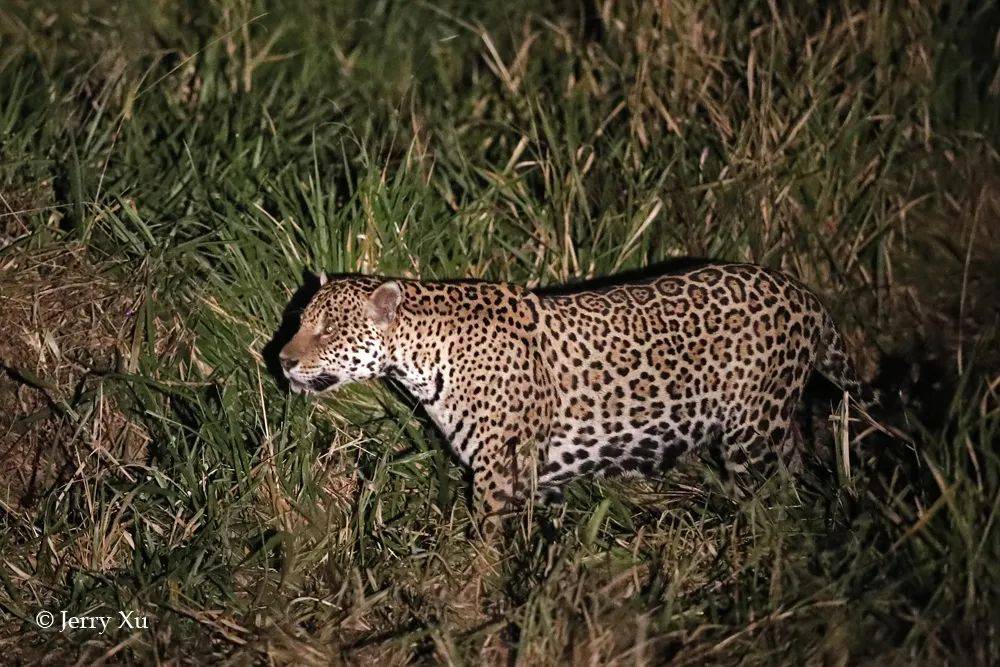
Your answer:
(323, 325), (335, 335)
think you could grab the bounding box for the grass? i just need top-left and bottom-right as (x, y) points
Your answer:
(0, 0), (998, 663)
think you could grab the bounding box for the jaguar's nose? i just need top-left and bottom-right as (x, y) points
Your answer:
(279, 353), (299, 371)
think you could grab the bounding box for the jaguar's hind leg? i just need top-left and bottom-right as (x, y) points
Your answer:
(718, 419), (800, 496)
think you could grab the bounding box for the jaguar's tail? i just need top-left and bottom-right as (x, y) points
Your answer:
(816, 314), (880, 411)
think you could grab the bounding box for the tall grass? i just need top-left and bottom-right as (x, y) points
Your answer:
(0, 0), (998, 663)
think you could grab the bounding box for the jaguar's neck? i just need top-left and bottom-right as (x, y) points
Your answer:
(381, 301), (452, 406)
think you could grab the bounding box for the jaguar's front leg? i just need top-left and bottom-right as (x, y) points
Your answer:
(469, 431), (538, 538)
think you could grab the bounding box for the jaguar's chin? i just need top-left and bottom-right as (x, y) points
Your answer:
(287, 379), (311, 395)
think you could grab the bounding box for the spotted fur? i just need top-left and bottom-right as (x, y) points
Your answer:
(279, 263), (874, 518)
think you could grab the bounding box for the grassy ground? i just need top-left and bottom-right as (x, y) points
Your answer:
(1, 0), (998, 663)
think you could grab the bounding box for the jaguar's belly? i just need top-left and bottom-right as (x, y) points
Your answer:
(539, 401), (723, 485)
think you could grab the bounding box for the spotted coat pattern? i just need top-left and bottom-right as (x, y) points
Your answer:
(278, 264), (872, 518)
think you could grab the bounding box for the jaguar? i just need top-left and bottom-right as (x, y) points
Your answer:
(278, 263), (875, 520)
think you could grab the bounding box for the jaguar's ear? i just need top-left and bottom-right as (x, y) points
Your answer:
(318, 271), (328, 286)
(367, 281), (402, 330)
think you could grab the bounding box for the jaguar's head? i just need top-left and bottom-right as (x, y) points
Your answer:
(278, 275), (403, 394)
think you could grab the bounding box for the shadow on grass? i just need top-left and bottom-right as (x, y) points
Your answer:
(261, 269), (326, 392)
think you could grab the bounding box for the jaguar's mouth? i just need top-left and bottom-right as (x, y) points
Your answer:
(287, 373), (340, 395)
(309, 373), (340, 392)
